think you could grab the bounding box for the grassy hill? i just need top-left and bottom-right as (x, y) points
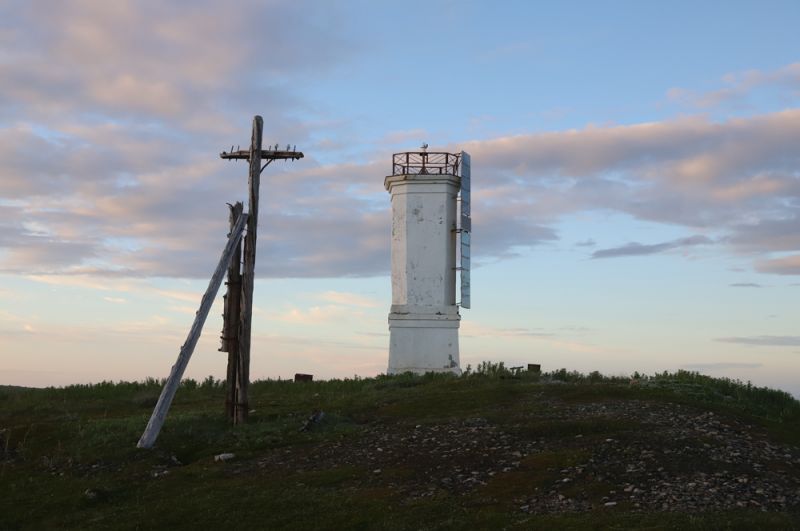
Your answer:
(1, 366), (799, 530)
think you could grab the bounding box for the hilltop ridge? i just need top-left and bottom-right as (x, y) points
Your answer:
(1, 367), (799, 529)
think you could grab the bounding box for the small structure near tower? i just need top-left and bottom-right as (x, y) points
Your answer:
(385, 149), (471, 375)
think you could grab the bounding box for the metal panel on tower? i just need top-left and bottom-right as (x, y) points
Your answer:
(460, 151), (471, 309)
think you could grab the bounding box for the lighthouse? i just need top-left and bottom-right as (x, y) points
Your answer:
(384, 149), (471, 375)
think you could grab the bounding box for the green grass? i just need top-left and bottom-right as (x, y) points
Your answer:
(1, 369), (799, 530)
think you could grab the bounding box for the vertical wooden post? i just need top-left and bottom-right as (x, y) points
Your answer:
(220, 202), (243, 420)
(236, 116), (262, 424)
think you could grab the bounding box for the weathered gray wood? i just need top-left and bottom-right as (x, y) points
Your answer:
(222, 202), (243, 419)
(137, 211), (248, 449)
(219, 202), (244, 354)
(235, 116), (263, 424)
(220, 149), (303, 161)
(221, 203), (244, 417)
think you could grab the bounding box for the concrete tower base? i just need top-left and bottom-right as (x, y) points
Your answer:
(387, 310), (461, 375)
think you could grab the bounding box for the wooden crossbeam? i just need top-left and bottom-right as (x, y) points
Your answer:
(220, 149), (304, 161)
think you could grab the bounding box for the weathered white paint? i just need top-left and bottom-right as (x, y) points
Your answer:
(384, 172), (461, 375)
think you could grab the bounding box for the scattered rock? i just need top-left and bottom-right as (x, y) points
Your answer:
(244, 398), (800, 515)
(299, 410), (325, 432)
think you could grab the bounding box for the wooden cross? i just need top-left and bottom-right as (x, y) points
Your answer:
(219, 116), (304, 424)
(137, 116), (304, 448)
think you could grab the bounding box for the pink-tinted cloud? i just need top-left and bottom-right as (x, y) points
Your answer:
(1, 3), (799, 281)
(668, 62), (800, 109)
(3, 109), (800, 278)
(756, 254), (800, 275)
(0, 0), (352, 131)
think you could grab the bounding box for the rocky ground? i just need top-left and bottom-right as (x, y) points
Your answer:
(248, 396), (800, 515)
(4, 378), (800, 528)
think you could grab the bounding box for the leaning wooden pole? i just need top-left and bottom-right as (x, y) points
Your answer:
(137, 210), (248, 449)
(235, 116), (263, 424)
(221, 202), (243, 420)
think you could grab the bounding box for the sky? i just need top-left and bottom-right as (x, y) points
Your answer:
(1, 0), (799, 396)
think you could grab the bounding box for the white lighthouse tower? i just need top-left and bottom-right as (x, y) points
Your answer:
(384, 149), (471, 375)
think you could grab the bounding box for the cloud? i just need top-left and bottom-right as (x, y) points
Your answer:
(0, 1), (352, 130)
(755, 254), (800, 275)
(462, 111), (800, 186)
(4, 109), (799, 278)
(729, 282), (762, 288)
(2, 6), (800, 283)
(730, 214), (800, 255)
(680, 362), (763, 370)
(591, 235), (712, 259)
(455, 112), (800, 270)
(24, 274), (208, 313)
(2, 237), (99, 271)
(716, 335), (800, 347)
(460, 322), (551, 339)
(667, 62), (800, 109)
(319, 291), (380, 308)
(272, 305), (366, 325)
(0, 0), (365, 279)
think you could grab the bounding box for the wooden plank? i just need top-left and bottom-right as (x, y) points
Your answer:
(222, 202), (243, 420)
(136, 211), (248, 449)
(235, 116), (263, 424)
